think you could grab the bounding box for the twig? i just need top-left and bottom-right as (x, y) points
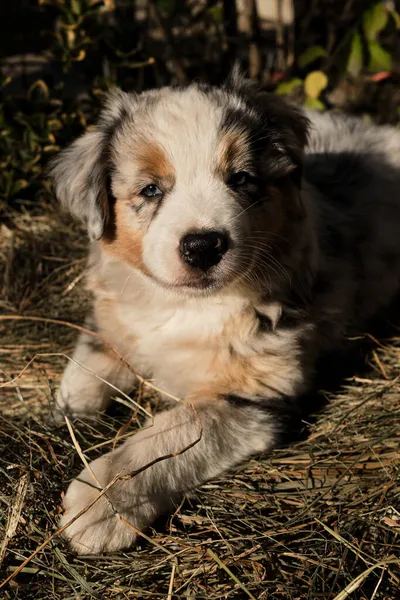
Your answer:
(207, 549), (257, 600)
(1, 351), (153, 419)
(332, 376), (400, 432)
(331, 556), (400, 600)
(314, 519), (374, 567)
(0, 472), (124, 590)
(64, 416), (94, 474)
(118, 404), (203, 482)
(167, 562), (177, 600)
(370, 566), (386, 600)
(0, 315), (184, 403)
(112, 380), (144, 450)
(0, 473), (29, 566)
(53, 547), (97, 599)
(0, 404), (203, 589)
(372, 349), (389, 380)
(64, 415), (172, 555)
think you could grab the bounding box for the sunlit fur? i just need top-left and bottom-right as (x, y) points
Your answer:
(51, 70), (400, 554)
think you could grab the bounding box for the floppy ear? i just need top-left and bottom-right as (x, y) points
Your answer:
(50, 89), (131, 241)
(225, 63), (309, 184)
(50, 130), (108, 241)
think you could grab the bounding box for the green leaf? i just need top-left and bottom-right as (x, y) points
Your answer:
(298, 45), (328, 69)
(368, 40), (392, 72)
(346, 32), (363, 76)
(363, 3), (388, 41)
(71, 0), (82, 17)
(304, 71), (328, 100)
(304, 97), (325, 110)
(275, 78), (303, 96)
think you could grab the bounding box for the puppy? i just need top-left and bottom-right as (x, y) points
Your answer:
(51, 69), (400, 554)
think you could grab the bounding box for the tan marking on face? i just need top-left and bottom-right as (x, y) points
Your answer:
(100, 143), (176, 271)
(217, 129), (250, 177)
(136, 140), (175, 189)
(100, 200), (149, 274)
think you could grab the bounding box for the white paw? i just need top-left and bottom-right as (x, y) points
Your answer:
(54, 391), (108, 423)
(60, 456), (157, 554)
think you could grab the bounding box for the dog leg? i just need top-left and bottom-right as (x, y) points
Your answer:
(60, 398), (279, 553)
(55, 325), (135, 420)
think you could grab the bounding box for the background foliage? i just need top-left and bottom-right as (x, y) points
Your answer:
(0, 0), (399, 211)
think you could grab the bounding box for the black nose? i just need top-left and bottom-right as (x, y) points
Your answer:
(179, 231), (229, 271)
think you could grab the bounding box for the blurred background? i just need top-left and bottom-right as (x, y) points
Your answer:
(0, 0), (399, 211)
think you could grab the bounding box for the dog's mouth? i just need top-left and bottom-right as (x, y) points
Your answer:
(148, 269), (228, 293)
(180, 276), (215, 289)
(147, 248), (256, 294)
(158, 274), (221, 292)
(155, 259), (259, 294)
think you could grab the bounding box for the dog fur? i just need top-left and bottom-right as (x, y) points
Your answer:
(50, 69), (400, 554)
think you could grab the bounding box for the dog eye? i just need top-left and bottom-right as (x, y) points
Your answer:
(228, 171), (251, 187)
(140, 184), (163, 198)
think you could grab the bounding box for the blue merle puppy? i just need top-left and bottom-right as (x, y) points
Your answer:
(50, 68), (400, 553)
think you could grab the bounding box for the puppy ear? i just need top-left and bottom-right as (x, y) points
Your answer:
(256, 93), (309, 165)
(255, 94), (309, 189)
(50, 130), (108, 241)
(50, 89), (131, 241)
(225, 63), (309, 182)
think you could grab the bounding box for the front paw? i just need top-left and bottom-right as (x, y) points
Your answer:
(54, 392), (106, 423)
(60, 456), (156, 554)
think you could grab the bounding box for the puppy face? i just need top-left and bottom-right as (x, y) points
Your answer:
(51, 72), (309, 294)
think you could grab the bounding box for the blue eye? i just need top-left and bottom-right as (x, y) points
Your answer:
(228, 171), (251, 187)
(140, 184), (163, 198)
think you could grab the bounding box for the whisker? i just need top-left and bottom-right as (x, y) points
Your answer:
(239, 246), (292, 287)
(250, 231), (292, 245)
(241, 241), (288, 263)
(235, 253), (275, 291)
(229, 200), (263, 224)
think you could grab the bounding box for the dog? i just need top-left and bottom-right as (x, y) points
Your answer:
(50, 68), (400, 554)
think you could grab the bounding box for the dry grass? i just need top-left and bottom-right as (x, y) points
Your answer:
(0, 204), (399, 600)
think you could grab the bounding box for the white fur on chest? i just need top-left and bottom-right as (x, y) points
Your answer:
(90, 252), (251, 398)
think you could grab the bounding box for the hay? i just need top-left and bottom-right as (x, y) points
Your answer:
(1, 205), (400, 599)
